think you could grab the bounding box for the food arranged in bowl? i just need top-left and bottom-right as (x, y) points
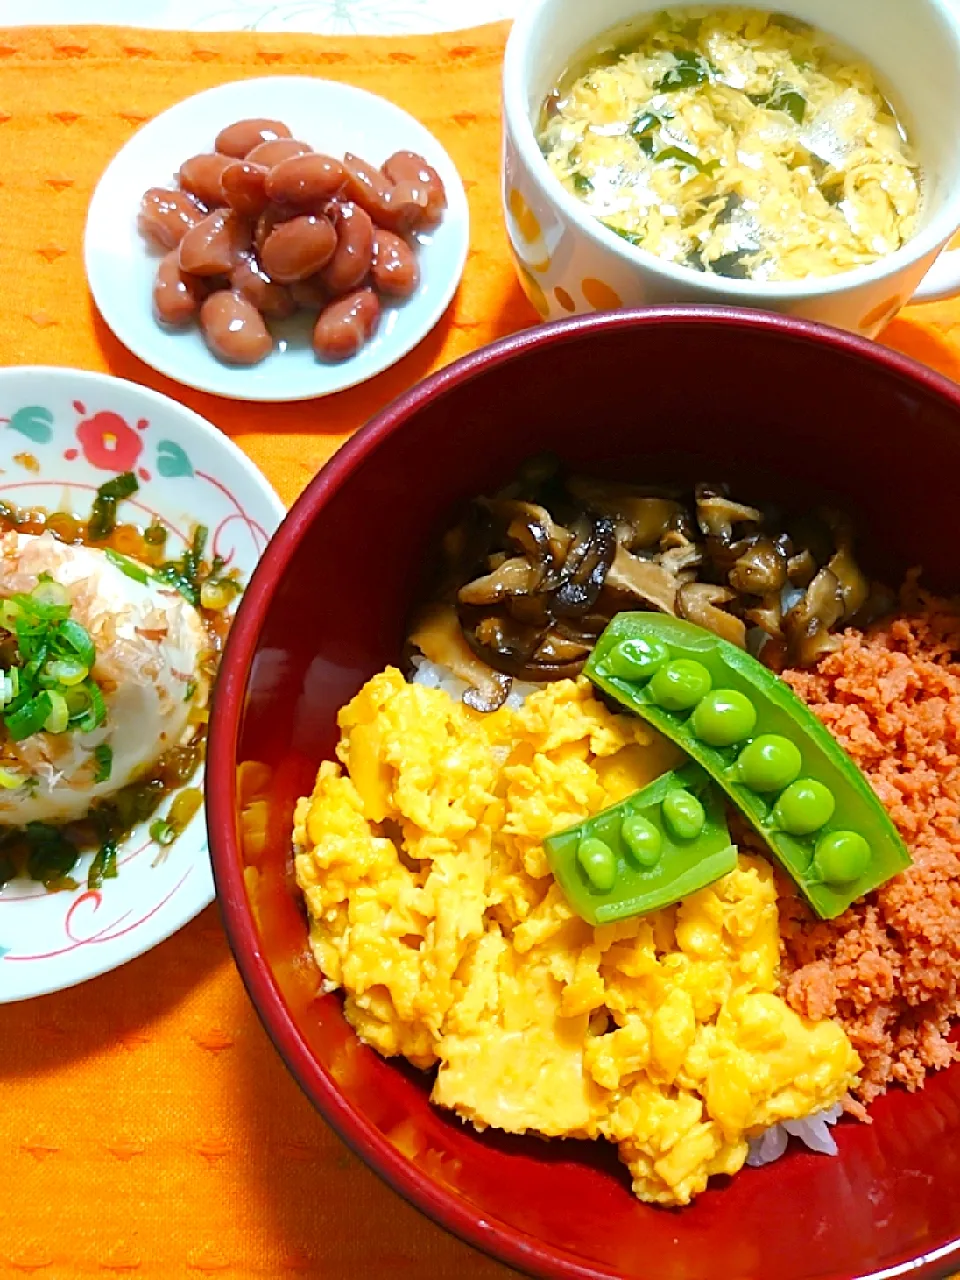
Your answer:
(291, 456), (957, 1206)
(0, 472), (237, 891)
(538, 7), (921, 281)
(139, 115), (446, 366)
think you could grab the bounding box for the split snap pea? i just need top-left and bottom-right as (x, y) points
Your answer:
(544, 763), (737, 926)
(586, 614), (911, 920)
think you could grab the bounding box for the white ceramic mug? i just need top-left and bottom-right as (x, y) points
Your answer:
(502, 0), (960, 335)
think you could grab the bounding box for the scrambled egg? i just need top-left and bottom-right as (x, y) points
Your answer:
(538, 7), (920, 281)
(293, 670), (861, 1205)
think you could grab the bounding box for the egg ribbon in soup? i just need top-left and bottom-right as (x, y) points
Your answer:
(538, 7), (921, 281)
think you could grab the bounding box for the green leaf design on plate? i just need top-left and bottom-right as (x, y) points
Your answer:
(8, 405), (54, 443)
(156, 439), (194, 479)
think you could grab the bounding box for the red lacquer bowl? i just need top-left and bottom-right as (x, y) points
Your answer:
(207, 308), (960, 1280)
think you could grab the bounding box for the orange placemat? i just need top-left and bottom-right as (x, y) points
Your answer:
(0, 22), (958, 1280)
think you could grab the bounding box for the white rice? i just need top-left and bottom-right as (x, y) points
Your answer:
(410, 652), (845, 1167)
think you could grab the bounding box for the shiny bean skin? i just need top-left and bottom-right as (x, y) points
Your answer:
(229, 254), (296, 319)
(178, 208), (251, 276)
(178, 153), (233, 208)
(138, 187), (205, 249)
(221, 161), (270, 219)
(370, 229), (419, 298)
(254, 203), (292, 257)
(261, 214), (336, 283)
(215, 117), (292, 159)
(265, 153), (346, 208)
(199, 290), (273, 365)
(321, 201), (373, 295)
(382, 150), (447, 228)
(153, 251), (208, 326)
(245, 138), (313, 168)
(342, 154), (428, 233)
(288, 274), (329, 310)
(312, 287), (380, 361)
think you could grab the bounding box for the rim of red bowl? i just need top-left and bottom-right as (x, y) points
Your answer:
(207, 305), (960, 1280)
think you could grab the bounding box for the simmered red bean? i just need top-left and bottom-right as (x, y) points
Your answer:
(245, 138), (313, 168)
(139, 187), (205, 249)
(254, 203), (291, 256)
(178, 153), (232, 208)
(178, 208), (250, 276)
(313, 287), (380, 361)
(153, 251), (208, 325)
(221, 161), (270, 219)
(288, 274), (328, 309)
(230, 254), (296, 319)
(341, 153), (427, 233)
(261, 214), (336, 283)
(382, 150), (447, 228)
(265, 153), (346, 208)
(215, 117), (292, 159)
(199, 290), (273, 365)
(370, 229), (419, 298)
(321, 201), (373, 295)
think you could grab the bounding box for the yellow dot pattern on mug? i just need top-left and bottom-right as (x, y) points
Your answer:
(555, 286), (576, 312)
(508, 187), (542, 245)
(516, 262), (550, 317)
(861, 294), (902, 332)
(581, 278), (624, 311)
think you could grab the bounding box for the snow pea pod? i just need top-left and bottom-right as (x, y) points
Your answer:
(544, 762), (737, 925)
(585, 614), (911, 919)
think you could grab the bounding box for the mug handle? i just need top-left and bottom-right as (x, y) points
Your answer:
(912, 244), (960, 303)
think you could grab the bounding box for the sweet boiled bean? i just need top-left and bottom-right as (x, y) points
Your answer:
(178, 153), (232, 208)
(322, 202), (374, 295)
(221, 161), (270, 219)
(153, 251), (208, 325)
(265, 153), (346, 207)
(139, 187), (205, 249)
(178, 208), (250, 276)
(312, 287), (380, 360)
(215, 117), (292, 159)
(382, 150), (447, 228)
(199, 290), (273, 365)
(245, 138), (313, 168)
(260, 214), (336, 283)
(230, 254), (296, 319)
(370, 229), (419, 298)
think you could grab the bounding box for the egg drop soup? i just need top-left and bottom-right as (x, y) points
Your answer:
(537, 7), (921, 281)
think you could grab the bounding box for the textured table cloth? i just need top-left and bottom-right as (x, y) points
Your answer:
(0, 21), (958, 1280)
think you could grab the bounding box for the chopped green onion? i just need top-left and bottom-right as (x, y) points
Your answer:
(68, 680), (106, 734)
(44, 691), (69, 735)
(149, 818), (176, 847)
(572, 173), (593, 194)
(88, 471), (138, 541)
(608, 224), (643, 247)
(93, 743), (113, 784)
(6, 691), (53, 741)
(26, 822), (79, 887)
(184, 681), (197, 703)
(87, 837), (118, 890)
(0, 668), (19, 708)
(656, 146), (720, 176)
(40, 657), (88, 688)
(630, 110), (662, 155)
(32, 580), (70, 611)
(57, 619), (96, 669)
(0, 768), (24, 790)
(105, 548), (150, 585)
(750, 84), (807, 125)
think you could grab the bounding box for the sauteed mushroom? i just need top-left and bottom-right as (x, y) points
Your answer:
(411, 458), (883, 701)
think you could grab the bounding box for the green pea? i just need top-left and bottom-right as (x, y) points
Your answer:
(813, 831), (871, 885)
(621, 814), (662, 867)
(736, 734), (803, 793)
(691, 689), (757, 747)
(577, 837), (618, 891)
(648, 659), (712, 711)
(662, 789), (705, 841)
(773, 778), (836, 835)
(607, 637), (670, 683)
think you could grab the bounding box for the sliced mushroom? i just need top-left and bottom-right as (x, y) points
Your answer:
(658, 538), (703, 578)
(745, 592), (783, 637)
(728, 536), (788, 596)
(551, 515), (616, 617)
(458, 557), (539, 606)
(827, 543), (869, 621)
(567, 479), (682, 550)
(783, 567), (845, 667)
(408, 603), (512, 711)
(605, 546), (679, 613)
(787, 548), (817, 588)
(695, 484), (762, 542)
(676, 582), (747, 648)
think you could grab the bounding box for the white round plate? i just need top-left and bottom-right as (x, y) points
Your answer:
(0, 367), (284, 1002)
(85, 77), (470, 402)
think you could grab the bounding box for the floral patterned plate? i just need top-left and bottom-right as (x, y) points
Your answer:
(0, 367), (285, 1002)
(85, 77), (470, 402)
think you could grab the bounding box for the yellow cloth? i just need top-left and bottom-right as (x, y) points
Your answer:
(0, 22), (957, 1279)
